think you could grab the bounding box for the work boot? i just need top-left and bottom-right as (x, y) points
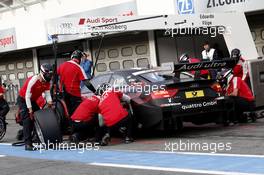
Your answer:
(100, 133), (110, 146)
(124, 137), (134, 144)
(70, 133), (80, 144)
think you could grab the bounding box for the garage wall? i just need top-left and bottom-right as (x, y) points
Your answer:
(92, 32), (150, 74)
(0, 50), (34, 104)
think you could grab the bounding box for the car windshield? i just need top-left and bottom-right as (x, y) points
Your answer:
(140, 71), (194, 83)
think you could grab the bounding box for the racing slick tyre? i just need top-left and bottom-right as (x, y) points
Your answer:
(54, 99), (71, 135)
(34, 109), (62, 145)
(0, 118), (6, 141)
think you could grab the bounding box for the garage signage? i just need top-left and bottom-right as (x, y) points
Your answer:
(45, 1), (137, 42)
(0, 28), (17, 53)
(177, 0), (195, 14)
(204, 0), (264, 13)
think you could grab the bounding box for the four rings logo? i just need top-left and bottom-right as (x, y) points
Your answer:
(60, 23), (73, 29)
(177, 0), (194, 14)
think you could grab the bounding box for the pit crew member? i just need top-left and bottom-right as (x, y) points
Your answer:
(230, 48), (250, 87)
(57, 50), (96, 115)
(70, 95), (100, 143)
(221, 70), (255, 123)
(96, 83), (133, 145)
(17, 63), (53, 151)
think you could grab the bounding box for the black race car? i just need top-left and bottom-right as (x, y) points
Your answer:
(82, 67), (232, 131)
(26, 59), (237, 144)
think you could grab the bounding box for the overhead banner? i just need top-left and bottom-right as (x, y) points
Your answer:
(45, 1), (137, 42)
(45, 13), (259, 59)
(0, 28), (17, 53)
(46, 13), (239, 35)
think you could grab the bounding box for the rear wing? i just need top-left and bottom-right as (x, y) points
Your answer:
(173, 58), (239, 72)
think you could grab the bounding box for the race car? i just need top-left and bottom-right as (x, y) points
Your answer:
(24, 58), (237, 144)
(82, 67), (232, 131)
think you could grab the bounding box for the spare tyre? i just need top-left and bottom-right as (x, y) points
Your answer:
(34, 108), (62, 144)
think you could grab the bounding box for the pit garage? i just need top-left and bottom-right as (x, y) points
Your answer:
(91, 32), (150, 74)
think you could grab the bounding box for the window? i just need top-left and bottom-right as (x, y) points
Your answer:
(108, 49), (119, 58)
(27, 71), (34, 78)
(137, 58), (149, 68)
(8, 64), (15, 70)
(94, 50), (105, 60)
(1, 75), (7, 81)
(261, 29), (264, 40)
(17, 63), (24, 69)
(18, 73), (25, 79)
(96, 63), (107, 72)
(109, 61), (120, 71)
(9, 74), (16, 80)
(26, 61), (33, 68)
(260, 72), (264, 83)
(123, 60), (134, 69)
(0, 65), (6, 72)
(135, 45), (148, 55)
(121, 47), (133, 56)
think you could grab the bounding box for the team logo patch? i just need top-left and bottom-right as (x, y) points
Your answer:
(177, 0), (194, 14)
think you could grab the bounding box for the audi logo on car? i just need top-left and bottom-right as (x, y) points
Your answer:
(60, 23), (73, 29)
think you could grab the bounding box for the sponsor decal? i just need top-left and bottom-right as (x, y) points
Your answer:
(207, 0), (246, 8)
(176, 62), (227, 71)
(0, 28), (17, 52)
(0, 35), (15, 48)
(177, 0), (194, 14)
(181, 101), (217, 110)
(174, 59), (239, 72)
(78, 17), (119, 25)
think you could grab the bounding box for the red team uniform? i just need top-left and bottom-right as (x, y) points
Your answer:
(98, 91), (128, 127)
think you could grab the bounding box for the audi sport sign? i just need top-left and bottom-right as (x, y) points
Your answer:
(0, 28), (17, 53)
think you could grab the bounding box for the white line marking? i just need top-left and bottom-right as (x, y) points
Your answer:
(109, 149), (264, 158)
(0, 155), (6, 157)
(0, 143), (12, 146)
(89, 163), (262, 175)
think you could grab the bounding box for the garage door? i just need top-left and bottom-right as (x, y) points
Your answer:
(91, 32), (150, 74)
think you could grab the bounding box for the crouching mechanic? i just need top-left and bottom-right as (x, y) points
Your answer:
(57, 50), (96, 115)
(221, 70), (255, 123)
(70, 95), (100, 143)
(96, 83), (133, 145)
(17, 64), (53, 151)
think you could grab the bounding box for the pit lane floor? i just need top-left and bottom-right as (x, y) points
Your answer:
(0, 108), (264, 175)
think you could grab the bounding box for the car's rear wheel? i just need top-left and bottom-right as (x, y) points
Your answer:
(34, 109), (62, 144)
